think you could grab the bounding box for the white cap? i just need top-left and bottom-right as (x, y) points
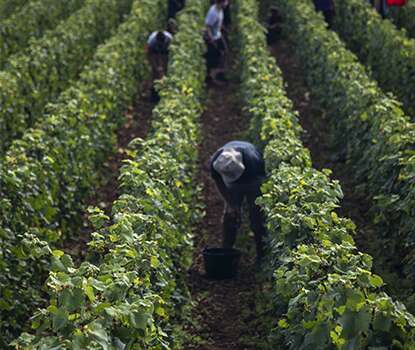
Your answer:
(213, 148), (245, 185)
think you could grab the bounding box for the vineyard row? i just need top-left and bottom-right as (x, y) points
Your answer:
(0, 0), (132, 154)
(0, 0), (85, 69)
(14, 0), (205, 347)
(238, 0), (415, 348)
(0, 0), (162, 345)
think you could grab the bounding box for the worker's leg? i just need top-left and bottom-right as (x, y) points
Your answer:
(149, 53), (163, 101)
(153, 54), (165, 80)
(214, 180), (244, 248)
(205, 41), (217, 81)
(215, 38), (228, 82)
(149, 53), (159, 81)
(247, 184), (267, 260)
(222, 200), (242, 248)
(160, 52), (169, 77)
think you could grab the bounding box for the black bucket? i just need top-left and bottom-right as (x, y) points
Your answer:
(202, 248), (241, 279)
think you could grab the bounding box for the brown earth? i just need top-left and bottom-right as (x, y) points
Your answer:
(183, 51), (268, 350)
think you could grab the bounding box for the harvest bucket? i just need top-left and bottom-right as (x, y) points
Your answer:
(202, 248), (241, 279)
(386, 0), (406, 6)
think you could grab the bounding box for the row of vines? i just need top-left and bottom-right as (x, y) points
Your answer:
(238, 0), (415, 348)
(277, 0), (415, 300)
(13, 0), (206, 348)
(332, 0), (415, 118)
(3, 0), (415, 348)
(0, 0), (85, 68)
(0, 0), (27, 20)
(0, 0), (132, 154)
(0, 0), (164, 345)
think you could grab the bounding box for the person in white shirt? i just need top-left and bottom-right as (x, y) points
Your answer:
(205, 0), (228, 83)
(146, 31), (173, 100)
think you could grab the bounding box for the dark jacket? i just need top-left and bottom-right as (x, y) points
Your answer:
(313, 0), (334, 11)
(168, 0), (185, 19)
(210, 141), (265, 186)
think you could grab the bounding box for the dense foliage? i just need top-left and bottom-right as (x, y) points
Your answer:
(276, 0), (415, 293)
(237, 0), (415, 348)
(0, 0), (27, 20)
(388, 2), (415, 39)
(14, 1), (205, 348)
(0, 0), (132, 154)
(332, 0), (415, 118)
(0, 0), (163, 345)
(0, 0), (85, 68)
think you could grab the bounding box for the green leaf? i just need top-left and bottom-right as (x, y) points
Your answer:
(339, 310), (371, 339)
(278, 319), (289, 329)
(346, 290), (365, 311)
(87, 322), (109, 350)
(131, 312), (149, 330)
(83, 283), (95, 303)
(155, 306), (165, 317)
(369, 274), (383, 288)
(52, 308), (69, 331)
(52, 250), (65, 258)
(61, 288), (84, 312)
(373, 312), (392, 332)
(150, 256), (160, 268)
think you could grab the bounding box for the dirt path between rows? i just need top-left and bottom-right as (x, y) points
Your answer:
(268, 38), (414, 310)
(183, 49), (267, 350)
(62, 79), (155, 261)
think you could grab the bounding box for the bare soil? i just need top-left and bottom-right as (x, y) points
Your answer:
(184, 54), (267, 349)
(62, 79), (155, 260)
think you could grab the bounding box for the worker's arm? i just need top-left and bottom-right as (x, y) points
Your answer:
(212, 170), (237, 207)
(205, 25), (215, 43)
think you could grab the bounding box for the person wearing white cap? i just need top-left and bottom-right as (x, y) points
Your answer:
(210, 140), (267, 261)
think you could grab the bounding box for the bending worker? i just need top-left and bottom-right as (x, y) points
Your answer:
(210, 141), (267, 262)
(146, 30), (173, 100)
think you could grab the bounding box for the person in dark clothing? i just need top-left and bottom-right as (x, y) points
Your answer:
(210, 141), (267, 261)
(266, 6), (282, 45)
(223, 0), (231, 29)
(369, 0), (388, 18)
(313, 0), (335, 27)
(168, 0), (185, 19)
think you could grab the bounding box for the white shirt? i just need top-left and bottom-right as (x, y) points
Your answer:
(147, 31), (173, 50)
(205, 5), (223, 40)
